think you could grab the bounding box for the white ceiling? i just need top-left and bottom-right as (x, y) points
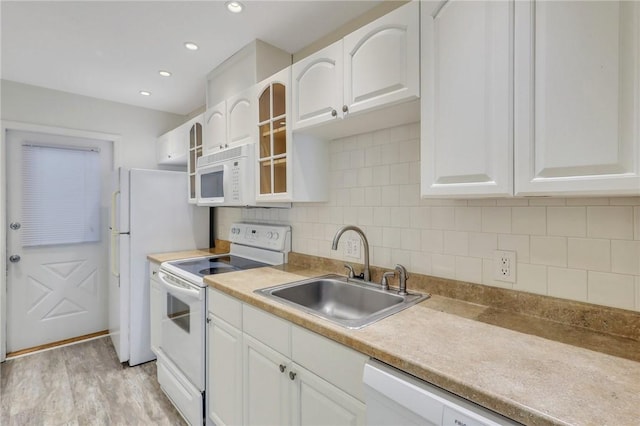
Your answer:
(1, 0), (381, 115)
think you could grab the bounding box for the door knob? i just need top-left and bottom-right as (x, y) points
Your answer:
(9, 255), (21, 263)
(9, 222), (21, 230)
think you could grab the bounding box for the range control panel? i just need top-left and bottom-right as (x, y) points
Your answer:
(229, 223), (292, 252)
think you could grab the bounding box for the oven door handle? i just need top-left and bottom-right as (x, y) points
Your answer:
(158, 271), (203, 300)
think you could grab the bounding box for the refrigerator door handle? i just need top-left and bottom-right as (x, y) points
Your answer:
(111, 190), (120, 277)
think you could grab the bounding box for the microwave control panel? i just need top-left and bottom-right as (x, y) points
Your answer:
(228, 161), (241, 202)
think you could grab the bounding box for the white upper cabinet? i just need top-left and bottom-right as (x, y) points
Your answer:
(203, 86), (258, 156)
(203, 100), (227, 155)
(292, 1), (420, 134)
(292, 40), (344, 129)
(343, 0), (420, 115)
(515, 0), (640, 196)
(227, 85), (258, 148)
(421, 0), (513, 198)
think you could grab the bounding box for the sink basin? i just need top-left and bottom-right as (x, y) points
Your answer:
(256, 274), (429, 329)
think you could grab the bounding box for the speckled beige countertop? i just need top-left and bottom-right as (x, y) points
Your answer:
(204, 266), (640, 426)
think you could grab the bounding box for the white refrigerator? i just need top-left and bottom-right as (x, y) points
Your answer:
(109, 168), (209, 365)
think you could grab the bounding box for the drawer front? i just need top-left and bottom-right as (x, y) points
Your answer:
(243, 304), (291, 357)
(208, 288), (242, 329)
(292, 325), (368, 401)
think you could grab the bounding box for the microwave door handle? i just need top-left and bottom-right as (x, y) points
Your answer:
(158, 272), (201, 300)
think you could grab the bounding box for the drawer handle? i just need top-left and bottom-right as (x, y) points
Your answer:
(279, 364), (286, 373)
(289, 371), (297, 381)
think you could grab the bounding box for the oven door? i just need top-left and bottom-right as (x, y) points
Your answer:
(157, 270), (206, 390)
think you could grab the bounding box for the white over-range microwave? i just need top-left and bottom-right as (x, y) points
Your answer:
(195, 143), (255, 206)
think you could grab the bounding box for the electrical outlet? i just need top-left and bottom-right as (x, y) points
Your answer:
(494, 250), (516, 283)
(344, 234), (361, 259)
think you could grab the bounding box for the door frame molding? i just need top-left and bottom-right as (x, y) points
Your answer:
(0, 120), (121, 361)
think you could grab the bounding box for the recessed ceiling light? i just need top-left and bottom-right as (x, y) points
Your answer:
(226, 1), (244, 13)
(139, 90), (151, 96)
(159, 70), (172, 77)
(184, 42), (199, 51)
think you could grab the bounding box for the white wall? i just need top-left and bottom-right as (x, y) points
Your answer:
(217, 122), (640, 312)
(1, 80), (184, 169)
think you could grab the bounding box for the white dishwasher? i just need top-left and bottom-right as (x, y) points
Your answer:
(363, 360), (520, 426)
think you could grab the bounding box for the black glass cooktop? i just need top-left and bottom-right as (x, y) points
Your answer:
(169, 255), (269, 277)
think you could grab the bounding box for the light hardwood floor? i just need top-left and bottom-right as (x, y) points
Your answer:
(1, 336), (186, 425)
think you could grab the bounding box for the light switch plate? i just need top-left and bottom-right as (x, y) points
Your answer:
(344, 234), (361, 259)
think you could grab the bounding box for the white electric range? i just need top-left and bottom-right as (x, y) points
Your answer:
(154, 222), (291, 426)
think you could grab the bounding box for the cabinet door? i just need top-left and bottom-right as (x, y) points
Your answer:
(343, 1), (419, 116)
(243, 334), (291, 426)
(207, 314), (243, 426)
(292, 363), (365, 426)
(421, 0), (513, 198)
(204, 100), (227, 155)
(187, 120), (203, 204)
(256, 68), (292, 202)
(292, 40), (344, 130)
(227, 85), (258, 148)
(515, 0), (640, 196)
(149, 268), (162, 355)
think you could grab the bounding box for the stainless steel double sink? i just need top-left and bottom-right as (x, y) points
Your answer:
(256, 274), (429, 329)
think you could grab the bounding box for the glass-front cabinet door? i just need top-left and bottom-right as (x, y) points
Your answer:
(257, 68), (291, 201)
(188, 119), (203, 203)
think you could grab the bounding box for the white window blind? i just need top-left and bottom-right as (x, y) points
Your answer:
(22, 144), (101, 247)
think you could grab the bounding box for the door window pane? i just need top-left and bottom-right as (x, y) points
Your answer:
(22, 144), (101, 246)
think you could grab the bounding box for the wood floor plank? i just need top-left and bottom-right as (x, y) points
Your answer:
(1, 337), (186, 425)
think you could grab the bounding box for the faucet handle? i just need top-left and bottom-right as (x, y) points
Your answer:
(344, 264), (355, 279)
(381, 271), (395, 291)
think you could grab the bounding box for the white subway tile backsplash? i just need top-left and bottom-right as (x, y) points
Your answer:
(372, 128), (390, 146)
(468, 232), (497, 259)
(455, 207), (482, 231)
(611, 240), (640, 275)
(444, 231), (469, 256)
(528, 198), (566, 206)
(401, 228), (421, 251)
(372, 245), (391, 268)
(547, 207), (586, 237)
(547, 267), (588, 302)
(512, 207), (546, 235)
(390, 207), (411, 228)
(432, 253), (456, 279)
(515, 263), (547, 295)
(588, 271), (635, 310)
(411, 251), (432, 275)
(343, 169), (358, 188)
(365, 146), (382, 167)
(390, 163), (410, 185)
(431, 207), (456, 230)
(634, 207), (640, 240)
(568, 238), (610, 272)
(410, 207), (431, 229)
(350, 188), (365, 206)
(356, 133), (373, 149)
(357, 207), (374, 226)
(373, 207), (391, 227)
(380, 185), (400, 206)
(390, 249), (412, 269)
(566, 198), (610, 206)
(350, 149), (365, 169)
(455, 256), (483, 283)
(498, 234), (530, 263)
(358, 167), (373, 187)
(481, 207), (511, 233)
(382, 227), (402, 249)
(380, 143), (400, 165)
(611, 197), (640, 205)
(421, 229), (444, 253)
(398, 139), (420, 163)
(587, 206), (634, 240)
(371, 165), (390, 186)
(364, 187), (381, 206)
(530, 236), (567, 267)
(467, 199), (497, 207)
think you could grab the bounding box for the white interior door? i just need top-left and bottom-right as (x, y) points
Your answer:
(5, 130), (113, 353)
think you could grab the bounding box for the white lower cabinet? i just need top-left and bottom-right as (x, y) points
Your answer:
(206, 288), (367, 426)
(149, 262), (161, 355)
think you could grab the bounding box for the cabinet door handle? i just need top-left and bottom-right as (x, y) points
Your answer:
(289, 371), (297, 381)
(279, 364), (286, 373)
(342, 105), (349, 113)
(331, 109), (337, 117)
